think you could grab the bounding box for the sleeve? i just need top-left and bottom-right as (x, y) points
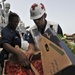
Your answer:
(23, 31), (35, 44)
(0, 30), (13, 47)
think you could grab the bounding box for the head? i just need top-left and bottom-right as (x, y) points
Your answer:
(4, 3), (10, 13)
(30, 2), (47, 27)
(8, 12), (20, 29)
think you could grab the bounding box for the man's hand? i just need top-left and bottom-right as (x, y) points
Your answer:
(17, 50), (30, 67)
(15, 46), (30, 67)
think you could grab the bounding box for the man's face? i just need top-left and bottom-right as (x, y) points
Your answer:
(5, 7), (10, 13)
(9, 17), (19, 29)
(33, 15), (45, 28)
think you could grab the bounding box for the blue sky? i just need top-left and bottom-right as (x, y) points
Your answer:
(2, 0), (75, 34)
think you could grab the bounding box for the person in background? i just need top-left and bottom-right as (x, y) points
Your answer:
(3, 2), (12, 23)
(0, 4), (5, 23)
(0, 12), (34, 70)
(29, 2), (63, 50)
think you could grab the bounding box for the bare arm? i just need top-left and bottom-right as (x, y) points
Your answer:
(3, 43), (20, 55)
(25, 43), (35, 58)
(3, 43), (30, 67)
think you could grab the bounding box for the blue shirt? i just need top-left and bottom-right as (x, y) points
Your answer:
(1, 25), (21, 49)
(0, 25), (21, 68)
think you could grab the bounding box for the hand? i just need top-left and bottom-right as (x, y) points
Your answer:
(17, 50), (30, 67)
(25, 49), (34, 59)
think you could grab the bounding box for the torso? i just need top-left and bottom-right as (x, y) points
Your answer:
(30, 21), (59, 49)
(1, 25), (21, 47)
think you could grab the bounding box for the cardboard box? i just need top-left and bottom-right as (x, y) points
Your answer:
(38, 28), (75, 75)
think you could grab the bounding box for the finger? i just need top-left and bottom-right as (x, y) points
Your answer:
(20, 59), (30, 67)
(24, 59), (30, 66)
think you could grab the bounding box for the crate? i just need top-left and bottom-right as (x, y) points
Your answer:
(2, 51), (44, 75)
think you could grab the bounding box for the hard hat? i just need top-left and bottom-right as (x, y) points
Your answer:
(30, 3), (46, 20)
(4, 3), (10, 8)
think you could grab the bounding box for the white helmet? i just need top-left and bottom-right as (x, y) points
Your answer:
(4, 3), (10, 8)
(30, 3), (46, 20)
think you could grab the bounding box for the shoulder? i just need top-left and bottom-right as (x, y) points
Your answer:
(9, 11), (13, 14)
(47, 21), (60, 29)
(29, 25), (37, 31)
(48, 21), (59, 26)
(1, 26), (8, 33)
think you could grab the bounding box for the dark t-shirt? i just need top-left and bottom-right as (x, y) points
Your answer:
(0, 25), (21, 68)
(1, 25), (21, 48)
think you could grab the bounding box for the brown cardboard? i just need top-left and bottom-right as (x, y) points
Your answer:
(38, 28), (75, 75)
(39, 36), (71, 75)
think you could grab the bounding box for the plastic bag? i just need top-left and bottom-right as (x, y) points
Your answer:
(21, 37), (29, 50)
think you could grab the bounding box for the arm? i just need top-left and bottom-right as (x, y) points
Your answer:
(22, 31), (35, 58)
(25, 43), (35, 59)
(1, 28), (30, 67)
(3, 43), (30, 67)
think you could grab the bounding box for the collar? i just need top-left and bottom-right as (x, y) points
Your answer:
(37, 20), (47, 34)
(7, 24), (16, 31)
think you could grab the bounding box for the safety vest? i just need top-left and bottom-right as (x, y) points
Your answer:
(30, 21), (59, 49)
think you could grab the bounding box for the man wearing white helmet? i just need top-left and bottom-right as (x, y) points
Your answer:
(29, 2), (63, 50)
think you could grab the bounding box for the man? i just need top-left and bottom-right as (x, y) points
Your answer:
(29, 2), (63, 50)
(3, 2), (12, 23)
(0, 4), (4, 23)
(0, 12), (34, 70)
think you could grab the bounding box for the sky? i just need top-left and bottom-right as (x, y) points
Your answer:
(1, 0), (75, 34)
